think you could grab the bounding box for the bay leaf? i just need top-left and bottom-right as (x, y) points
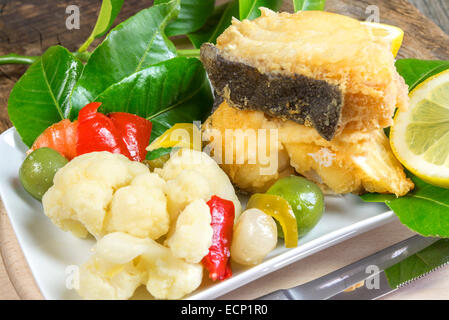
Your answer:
(362, 175), (449, 237)
(70, 1), (180, 117)
(156, 0), (215, 37)
(395, 59), (449, 91)
(95, 57), (213, 142)
(8, 46), (83, 147)
(385, 239), (449, 289)
(78, 0), (125, 52)
(187, 0), (239, 49)
(239, 0), (283, 20)
(292, 0), (326, 11)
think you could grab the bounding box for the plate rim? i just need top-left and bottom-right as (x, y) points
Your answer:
(0, 128), (45, 299)
(188, 209), (396, 299)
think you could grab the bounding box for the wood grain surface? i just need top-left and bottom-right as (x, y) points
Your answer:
(0, 0), (448, 300)
(408, 0), (449, 34)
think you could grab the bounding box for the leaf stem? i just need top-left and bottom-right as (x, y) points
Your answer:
(0, 51), (91, 66)
(78, 36), (94, 53)
(0, 54), (39, 65)
(73, 51), (91, 63)
(176, 49), (200, 57)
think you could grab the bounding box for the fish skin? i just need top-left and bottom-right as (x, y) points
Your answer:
(200, 43), (343, 141)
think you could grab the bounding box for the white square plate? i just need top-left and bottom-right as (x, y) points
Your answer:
(0, 127), (396, 300)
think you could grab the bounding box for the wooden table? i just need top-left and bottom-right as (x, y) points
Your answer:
(1, 0), (449, 300)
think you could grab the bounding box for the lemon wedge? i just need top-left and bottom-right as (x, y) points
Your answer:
(390, 69), (449, 188)
(362, 22), (404, 57)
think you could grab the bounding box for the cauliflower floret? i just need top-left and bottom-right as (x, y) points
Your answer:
(56, 180), (114, 237)
(77, 233), (203, 300)
(43, 152), (169, 239)
(105, 173), (169, 239)
(78, 258), (143, 300)
(156, 149), (242, 219)
(166, 199), (213, 263)
(145, 254), (203, 300)
(164, 170), (211, 221)
(77, 232), (150, 300)
(131, 172), (166, 190)
(54, 151), (148, 188)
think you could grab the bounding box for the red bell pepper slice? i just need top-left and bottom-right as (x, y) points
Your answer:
(31, 102), (152, 161)
(109, 112), (152, 162)
(202, 195), (235, 281)
(76, 102), (152, 161)
(76, 102), (131, 158)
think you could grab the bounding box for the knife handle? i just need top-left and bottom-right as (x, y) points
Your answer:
(257, 235), (438, 300)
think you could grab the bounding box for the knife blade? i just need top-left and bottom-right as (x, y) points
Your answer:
(256, 235), (439, 300)
(328, 257), (449, 300)
(327, 270), (394, 300)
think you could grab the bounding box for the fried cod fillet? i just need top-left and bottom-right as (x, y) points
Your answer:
(201, 9), (408, 140)
(201, 43), (343, 141)
(203, 102), (414, 196)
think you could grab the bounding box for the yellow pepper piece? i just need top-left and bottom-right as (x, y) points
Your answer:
(247, 193), (298, 248)
(147, 123), (202, 152)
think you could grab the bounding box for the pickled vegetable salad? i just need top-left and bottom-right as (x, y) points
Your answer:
(38, 147), (246, 299)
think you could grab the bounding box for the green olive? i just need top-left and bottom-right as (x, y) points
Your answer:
(19, 148), (68, 201)
(267, 175), (324, 238)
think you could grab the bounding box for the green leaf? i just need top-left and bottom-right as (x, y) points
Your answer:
(292, 0), (326, 11)
(78, 0), (124, 52)
(187, 0), (239, 49)
(146, 147), (173, 160)
(361, 174), (449, 237)
(239, 0), (283, 20)
(70, 1), (180, 118)
(7, 46), (83, 147)
(155, 0), (215, 37)
(395, 59), (449, 91)
(385, 239), (449, 289)
(95, 57), (213, 142)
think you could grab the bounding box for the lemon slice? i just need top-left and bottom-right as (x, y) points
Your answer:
(390, 69), (449, 188)
(362, 22), (404, 57)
